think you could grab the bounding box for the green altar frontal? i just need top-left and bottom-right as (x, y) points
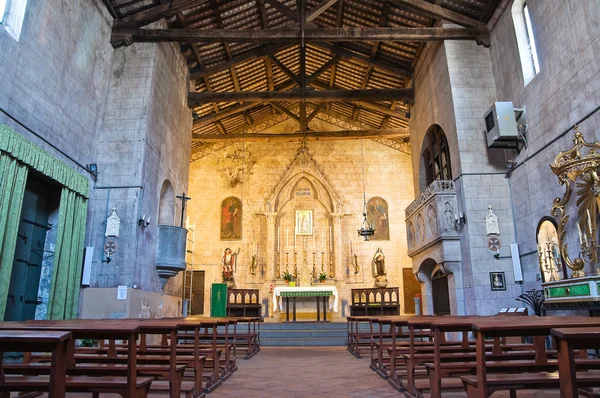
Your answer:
(280, 291), (333, 298)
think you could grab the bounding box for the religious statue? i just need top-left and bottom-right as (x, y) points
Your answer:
(372, 247), (388, 287)
(222, 247), (240, 286)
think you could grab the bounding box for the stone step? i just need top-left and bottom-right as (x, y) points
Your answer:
(261, 337), (348, 346)
(260, 322), (348, 330)
(260, 329), (347, 338)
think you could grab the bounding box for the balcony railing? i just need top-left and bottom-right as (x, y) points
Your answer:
(405, 180), (459, 256)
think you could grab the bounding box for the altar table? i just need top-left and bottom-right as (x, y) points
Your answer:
(272, 286), (339, 322)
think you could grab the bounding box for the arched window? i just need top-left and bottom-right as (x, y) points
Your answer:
(423, 125), (452, 187)
(512, 0), (540, 86)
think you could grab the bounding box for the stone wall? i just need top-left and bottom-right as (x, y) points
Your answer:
(89, 33), (192, 294)
(489, 0), (600, 290)
(187, 139), (415, 316)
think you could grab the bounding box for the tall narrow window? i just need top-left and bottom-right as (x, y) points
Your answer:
(422, 125), (452, 187)
(512, 0), (540, 86)
(1, 0), (28, 41)
(523, 4), (540, 75)
(0, 0), (8, 24)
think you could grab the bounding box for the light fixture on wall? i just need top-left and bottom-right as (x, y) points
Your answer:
(454, 212), (466, 227)
(357, 139), (375, 241)
(86, 163), (98, 177)
(138, 214), (150, 228)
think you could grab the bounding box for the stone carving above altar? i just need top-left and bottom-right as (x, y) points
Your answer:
(265, 145), (343, 214)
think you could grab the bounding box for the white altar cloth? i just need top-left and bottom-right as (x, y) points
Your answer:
(272, 286), (339, 312)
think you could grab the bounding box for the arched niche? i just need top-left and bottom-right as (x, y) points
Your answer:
(158, 179), (175, 226)
(419, 124), (452, 193)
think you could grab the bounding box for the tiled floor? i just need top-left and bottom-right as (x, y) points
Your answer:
(210, 346), (562, 398)
(211, 346), (400, 398)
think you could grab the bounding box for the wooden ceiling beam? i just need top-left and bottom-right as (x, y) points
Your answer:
(305, 54), (340, 86)
(387, 0), (486, 29)
(113, 0), (210, 28)
(191, 129), (408, 142)
(267, 54), (302, 86)
(272, 102), (301, 122)
(264, 0), (298, 22)
(188, 87), (414, 104)
(112, 27), (491, 47)
(306, 0), (338, 23)
(210, 0), (241, 92)
(306, 102), (326, 123)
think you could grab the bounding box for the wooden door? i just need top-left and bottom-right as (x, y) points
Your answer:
(402, 268), (421, 314)
(190, 271), (205, 315)
(432, 272), (450, 315)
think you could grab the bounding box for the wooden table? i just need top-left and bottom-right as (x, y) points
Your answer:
(0, 320), (140, 398)
(552, 327), (600, 398)
(0, 330), (71, 397)
(470, 316), (600, 397)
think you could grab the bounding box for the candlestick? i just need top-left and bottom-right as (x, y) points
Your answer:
(278, 227), (280, 252)
(294, 233), (297, 251)
(588, 209), (593, 235)
(577, 223), (583, 245)
(329, 226), (332, 251)
(286, 227), (289, 250)
(584, 232), (588, 247)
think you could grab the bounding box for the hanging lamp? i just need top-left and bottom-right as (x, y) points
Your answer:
(357, 139), (375, 241)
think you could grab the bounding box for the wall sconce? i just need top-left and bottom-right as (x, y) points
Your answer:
(455, 212), (466, 227)
(138, 214), (150, 228)
(86, 163), (98, 177)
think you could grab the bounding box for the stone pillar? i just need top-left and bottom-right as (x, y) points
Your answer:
(331, 213), (344, 280)
(265, 212), (278, 280)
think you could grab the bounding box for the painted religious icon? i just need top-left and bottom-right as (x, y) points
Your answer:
(221, 196), (242, 240)
(367, 197), (390, 240)
(295, 210), (313, 235)
(489, 271), (506, 291)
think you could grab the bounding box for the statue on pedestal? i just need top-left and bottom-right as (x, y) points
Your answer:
(222, 247), (239, 287)
(372, 247), (388, 287)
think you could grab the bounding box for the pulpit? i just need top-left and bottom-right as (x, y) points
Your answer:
(210, 283), (227, 317)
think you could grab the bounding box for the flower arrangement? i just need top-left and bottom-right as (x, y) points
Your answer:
(318, 272), (327, 282)
(282, 271), (294, 282)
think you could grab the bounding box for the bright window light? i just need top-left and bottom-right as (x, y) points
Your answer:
(0, 0), (7, 24)
(523, 4), (540, 75)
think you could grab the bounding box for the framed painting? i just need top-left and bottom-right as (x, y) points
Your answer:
(295, 210), (313, 235)
(221, 196), (242, 240)
(490, 271), (506, 291)
(367, 197), (390, 240)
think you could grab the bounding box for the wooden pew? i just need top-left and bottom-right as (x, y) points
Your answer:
(552, 327), (600, 398)
(0, 321), (154, 398)
(461, 316), (600, 397)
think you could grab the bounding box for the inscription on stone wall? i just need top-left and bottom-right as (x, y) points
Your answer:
(295, 187), (312, 197)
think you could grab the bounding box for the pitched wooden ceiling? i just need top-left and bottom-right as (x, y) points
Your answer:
(102, 0), (499, 159)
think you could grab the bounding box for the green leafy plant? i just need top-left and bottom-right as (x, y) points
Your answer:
(318, 272), (327, 282)
(79, 339), (97, 347)
(516, 289), (545, 316)
(282, 271), (294, 282)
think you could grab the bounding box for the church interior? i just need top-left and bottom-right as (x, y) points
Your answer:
(0, 0), (599, 396)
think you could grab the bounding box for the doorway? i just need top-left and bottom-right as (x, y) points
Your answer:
(190, 270), (205, 315)
(431, 269), (451, 315)
(4, 173), (59, 321)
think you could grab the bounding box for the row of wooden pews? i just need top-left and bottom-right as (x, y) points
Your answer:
(347, 314), (600, 398)
(0, 315), (262, 397)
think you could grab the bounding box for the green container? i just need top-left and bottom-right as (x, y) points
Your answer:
(210, 283), (228, 317)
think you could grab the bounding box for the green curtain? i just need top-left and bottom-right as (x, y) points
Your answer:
(0, 125), (88, 198)
(47, 188), (88, 320)
(0, 153), (29, 319)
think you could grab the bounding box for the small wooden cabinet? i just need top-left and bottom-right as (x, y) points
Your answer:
(226, 288), (262, 317)
(350, 287), (400, 316)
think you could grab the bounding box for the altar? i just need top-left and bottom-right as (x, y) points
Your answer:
(272, 286), (339, 322)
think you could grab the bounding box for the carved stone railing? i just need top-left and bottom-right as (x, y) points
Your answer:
(405, 180), (460, 257)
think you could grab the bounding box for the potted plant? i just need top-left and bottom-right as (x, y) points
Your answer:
(282, 271), (293, 285)
(318, 272), (327, 283)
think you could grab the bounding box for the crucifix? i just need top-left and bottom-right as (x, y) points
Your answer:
(176, 192), (191, 227)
